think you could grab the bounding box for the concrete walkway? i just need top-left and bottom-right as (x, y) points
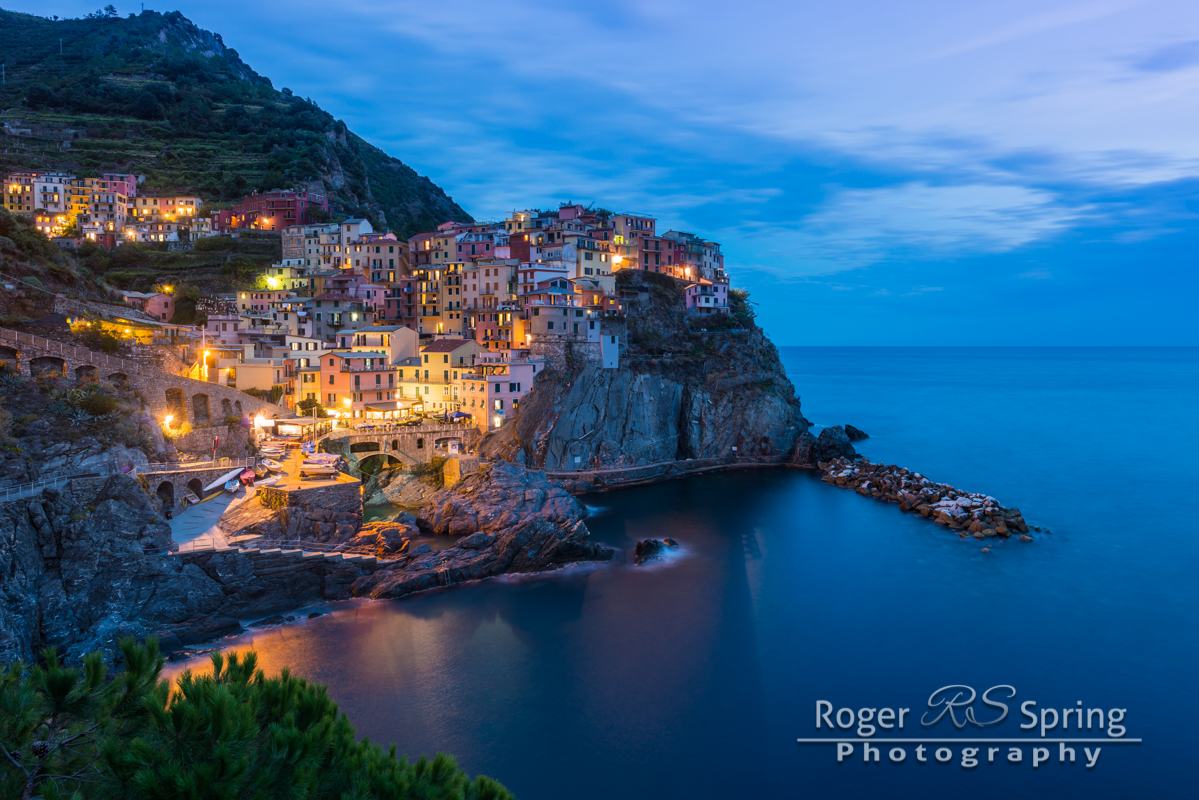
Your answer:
(168, 490), (250, 551)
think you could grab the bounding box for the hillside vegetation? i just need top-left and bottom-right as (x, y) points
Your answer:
(0, 207), (275, 322)
(0, 8), (471, 236)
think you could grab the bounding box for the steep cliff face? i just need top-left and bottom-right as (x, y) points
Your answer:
(0, 476), (377, 664)
(481, 275), (807, 474)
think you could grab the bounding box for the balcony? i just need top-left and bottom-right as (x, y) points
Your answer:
(339, 364), (392, 372)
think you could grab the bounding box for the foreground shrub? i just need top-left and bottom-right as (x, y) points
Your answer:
(0, 639), (512, 800)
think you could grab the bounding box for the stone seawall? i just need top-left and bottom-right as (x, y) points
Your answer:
(547, 454), (790, 491)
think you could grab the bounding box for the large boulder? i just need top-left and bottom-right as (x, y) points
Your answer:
(417, 461), (583, 538)
(353, 461), (613, 600)
(363, 468), (443, 508)
(815, 426), (857, 462)
(844, 424), (869, 442)
(789, 426), (857, 467)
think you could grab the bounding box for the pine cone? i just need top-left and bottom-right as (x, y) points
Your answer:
(31, 741), (50, 758)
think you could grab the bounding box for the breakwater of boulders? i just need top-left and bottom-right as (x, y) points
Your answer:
(818, 457), (1040, 545)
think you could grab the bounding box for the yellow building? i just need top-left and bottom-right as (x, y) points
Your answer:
(395, 338), (480, 411)
(412, 264), (466, 336)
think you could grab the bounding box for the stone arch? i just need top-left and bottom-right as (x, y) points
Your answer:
(192, 393), (210, 424)
(357, 453), (400, 477)
(391, 440), (400, 451)
(106, 372), (128, 384)
(186, 478), (204, 497)
(155, 480), (174, 508)
(349, 441), (381, 453)
(29, 356), (65, 378)
(416, 437), (425, 449)
(165, 388), (186, 422)
(221, 398), (233, 417)
(234, 400), (242, 413)
(75, 364), (98, 382)
(0, 345), (18, 372)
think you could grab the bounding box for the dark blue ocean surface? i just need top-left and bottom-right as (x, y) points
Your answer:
(172, 348), (1199, 799)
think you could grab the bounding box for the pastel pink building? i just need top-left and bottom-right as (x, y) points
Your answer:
(121, 291), (174, 321)
(203, 314), (243, 346)
(684, 280), (730, 315)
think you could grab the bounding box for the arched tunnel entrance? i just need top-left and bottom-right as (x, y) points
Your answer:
(357, 453), (403, 478)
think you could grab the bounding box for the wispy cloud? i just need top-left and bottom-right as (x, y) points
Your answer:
(1133, 40), (1199, 72)
(730, 182), (1082, 279)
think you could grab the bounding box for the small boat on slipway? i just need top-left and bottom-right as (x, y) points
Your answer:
(224, 479), (241, 493)
(261, 458), (285, 472)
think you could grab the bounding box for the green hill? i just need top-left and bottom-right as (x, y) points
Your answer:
(0, 7), (472, 237)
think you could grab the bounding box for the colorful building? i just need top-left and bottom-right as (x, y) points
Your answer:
(214, 189), (330, 232)
(120, 291), (174, 322)
(459, 351), (544, 432)
(395, 338), (480, 412)
(684, 280), (731, 314)
(318, 350), (398, 420)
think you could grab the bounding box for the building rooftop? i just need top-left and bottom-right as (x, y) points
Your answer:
(420, 338), (472, 353)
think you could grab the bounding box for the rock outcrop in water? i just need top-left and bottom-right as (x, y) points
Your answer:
(818, 457), (1031, 540)
(844, 424), (869, 442)
(479, 273), (807, 479)
(634, 538), (679, 565)
(353, 462), (614, 599)
(790, 425), (858, 467)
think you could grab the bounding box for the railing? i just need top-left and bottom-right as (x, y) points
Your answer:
(0, 327), (144, 373)
(139, 457), (256, 475)
(340, 364), (393, 372)
(168, 536), (228, 554)
(0, 473), (101, 503)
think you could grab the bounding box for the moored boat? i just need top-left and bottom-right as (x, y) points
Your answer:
(224, 479), (241, 493)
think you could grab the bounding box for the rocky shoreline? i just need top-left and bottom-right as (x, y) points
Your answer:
(817, 456), (1036, 544)
(350, 461), (613, 599)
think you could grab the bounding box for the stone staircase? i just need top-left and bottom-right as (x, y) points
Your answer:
(173, 544), (380, 566)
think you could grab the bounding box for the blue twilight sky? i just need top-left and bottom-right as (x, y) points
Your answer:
(8, 1), (1199, 345)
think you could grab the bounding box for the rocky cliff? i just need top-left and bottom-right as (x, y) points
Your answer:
(0, 464), (615, 664)
(480, 274), (807, 477)
(0, 475), (379, 664)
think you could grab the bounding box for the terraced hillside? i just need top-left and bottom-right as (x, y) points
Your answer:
(0, 8), (472, 236)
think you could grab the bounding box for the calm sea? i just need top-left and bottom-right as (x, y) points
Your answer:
(169, 348), (1199, 799)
